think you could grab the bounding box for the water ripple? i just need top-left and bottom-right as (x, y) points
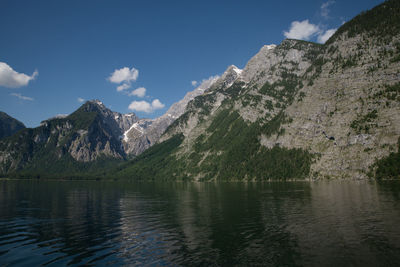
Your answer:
(0, 181), (400, 266)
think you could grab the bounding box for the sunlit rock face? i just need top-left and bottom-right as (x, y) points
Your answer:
(147, 2), (400, 180)
(122, 66), (242, 156)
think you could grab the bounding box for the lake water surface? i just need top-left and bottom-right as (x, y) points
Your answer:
(0, 180), (400, 266)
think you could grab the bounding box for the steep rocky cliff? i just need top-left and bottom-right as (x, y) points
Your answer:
(122, 67), (241, 155)
(116, 0), (400, 180)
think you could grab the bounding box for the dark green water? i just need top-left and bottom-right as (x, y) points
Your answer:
(0, 180), (400, 266)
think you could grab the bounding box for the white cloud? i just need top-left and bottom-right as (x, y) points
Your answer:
(128, 100), (152, 113)
(77, 97), (85, 103)
(10, 93), (34, 101)
(321, 1), (335, 19)
(198, 75), (219, 89)
(317, 28), (337, 43)
(151, 99), (165, 109)
(128, 98), (165, 113)
(191, 80), (198, 86)
(108, 67), (138, 84)
(117, 83), (131, 92)
(129, 87), (146, 97)
(108, 66), (139, 92)
(283, 20), (320, 40)
(0, 62), (38, 88)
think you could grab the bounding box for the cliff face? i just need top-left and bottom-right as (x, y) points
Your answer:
(116, 0), (400, 180)
(270, 31), (400, 179)
(122, 68), (241, 156)
(259, 0), (400, 179)
(152, 40), (323, 180)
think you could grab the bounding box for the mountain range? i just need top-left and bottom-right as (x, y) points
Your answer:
(1, 0), (399, 180)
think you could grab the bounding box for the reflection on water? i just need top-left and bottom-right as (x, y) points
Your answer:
(0, 180), (399, 266)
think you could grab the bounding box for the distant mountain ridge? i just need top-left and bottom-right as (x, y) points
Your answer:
(1, 0), (399, 179)
(0, 100), (137, 176)
(0, 65), (242, 176)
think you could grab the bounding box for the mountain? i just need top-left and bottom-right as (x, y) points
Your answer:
(0, 100), (138, 177)
(0, 70), (241, 177)
(0, 112), (25, 139)
(114, 0), (400, 180)
(1, 0), (399, 180)
(122, 67), (241, 156)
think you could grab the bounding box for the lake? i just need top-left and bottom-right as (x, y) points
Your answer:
(0, 180), (400, 266)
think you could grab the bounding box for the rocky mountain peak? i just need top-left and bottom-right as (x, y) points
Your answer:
(88, 99), (105, 106)
(225, 64), (242, 77)
(227, 64), (242, 73)
(81, 99), (109, 113)
(240, 39), (322, 87)
(122, 63), (245, 156)
(261, 44), (277, 52)
(122, 74), (220, 155)
(240, 43), (280, 84)
(279, 38), (302, 47)
(77, 100), (139, 133)
(208, 65), (242, 91)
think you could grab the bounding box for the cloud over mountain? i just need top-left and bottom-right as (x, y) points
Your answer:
(284, 20), (320, 40)
(128, 99), (165, 113)
(284, 19), (337, 44)
(317, 28), (337, 43)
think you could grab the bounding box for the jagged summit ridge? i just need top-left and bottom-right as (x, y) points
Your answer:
(263, 44), (277, 50)
(121, 63), (244, 155)
(122, 74), (221, 155)
(209, 65), (242, 90)
(240, 40), (317, 87)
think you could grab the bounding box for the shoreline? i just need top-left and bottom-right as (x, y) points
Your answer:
(1, 177), (398, 182)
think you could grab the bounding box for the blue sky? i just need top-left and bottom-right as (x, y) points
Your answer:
(0, 0), (383, 127)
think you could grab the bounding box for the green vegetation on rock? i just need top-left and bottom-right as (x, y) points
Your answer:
(373, 82), (400, 102)
(113, 134), (185, 180)
(370, 138), (400, 179)
(350, 109), (378, 134)
(327, 0), (400, 44)
(259, 72), (302, 107)
(115, 108), (313, 181)
(0, 102), (126, 178)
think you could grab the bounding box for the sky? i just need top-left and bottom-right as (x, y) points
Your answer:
(0, 0), (384, 127)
